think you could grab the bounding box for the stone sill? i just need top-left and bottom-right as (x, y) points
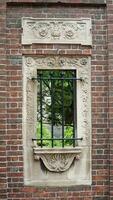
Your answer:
(25, 179), (92, 187)
(33, 146), (82, 172)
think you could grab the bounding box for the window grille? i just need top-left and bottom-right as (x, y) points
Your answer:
(32, 70), (83, 148)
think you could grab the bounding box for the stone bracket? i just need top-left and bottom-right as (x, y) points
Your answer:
(33, 147), (82, 172)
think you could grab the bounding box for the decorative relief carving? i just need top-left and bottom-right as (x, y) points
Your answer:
(25, 56), (88, 70)
(80, 78), (90, 144)
(22, 18), (92, 45)
(33, 148), (81, 172)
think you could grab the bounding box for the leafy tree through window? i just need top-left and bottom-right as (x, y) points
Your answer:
(36, 70), (78, 148)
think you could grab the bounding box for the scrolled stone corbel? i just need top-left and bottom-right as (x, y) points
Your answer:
(33, 147), (82, 172)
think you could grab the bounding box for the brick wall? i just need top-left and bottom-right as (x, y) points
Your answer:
(0, 2), (7, 200)
(0, 0), (112, 199)
(107, 0), (113, 199)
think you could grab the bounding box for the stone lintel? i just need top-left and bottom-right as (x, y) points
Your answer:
(22, 18), (92, 45)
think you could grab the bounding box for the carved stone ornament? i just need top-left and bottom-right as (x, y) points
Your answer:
(33, 147), (82, 172)
(22, 18), (92, 45)
(25, 56), (88, 71)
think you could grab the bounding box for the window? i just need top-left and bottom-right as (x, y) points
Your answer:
(32, 70), (83, 148)
(23, 56), (91, 186)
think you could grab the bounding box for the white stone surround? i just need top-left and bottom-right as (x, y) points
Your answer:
(22, 55), (92, 186)
(22, 18), (92, 45)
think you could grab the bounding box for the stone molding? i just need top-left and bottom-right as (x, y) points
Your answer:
(33, 148), (82, 172)
(22, 18), (92, 45)
(25, 56), (88, 71)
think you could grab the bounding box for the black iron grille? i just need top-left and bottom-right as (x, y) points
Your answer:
(33, 70), (83, 148)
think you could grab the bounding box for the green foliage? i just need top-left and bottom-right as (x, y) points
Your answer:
(39, 70), (75, 125)
(36, 123), (51, 147)
(36, 123), (75, 147)
(64, 126), (73, 146)
(37, 70), (77, 148)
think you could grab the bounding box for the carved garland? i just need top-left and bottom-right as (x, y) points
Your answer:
(22, 18), (92, 45)
(25, 56), (88, 71)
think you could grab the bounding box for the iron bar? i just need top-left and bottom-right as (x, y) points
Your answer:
(36, 70), (82, 148)
(73, 71), (76, 147)
(39, 73), (43, 148)
(51, 73), (54, 148)
(61, 72), (64, 147)
(32, 137), (83, 141)
(32, 77), (83, 81)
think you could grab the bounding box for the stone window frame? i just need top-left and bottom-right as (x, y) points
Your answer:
(22, 55), (92, 186)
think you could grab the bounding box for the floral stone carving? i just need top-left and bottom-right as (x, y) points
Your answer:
(33, 147), (82, 172)
(25, 56), (88, 70)
(22, 18), (92, 45)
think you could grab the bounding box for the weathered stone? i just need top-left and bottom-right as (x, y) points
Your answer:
(22, 18), (92, 45)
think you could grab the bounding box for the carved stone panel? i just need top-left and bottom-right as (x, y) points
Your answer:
(22, 18), (92, 45)
(33, 148), (81, 172)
